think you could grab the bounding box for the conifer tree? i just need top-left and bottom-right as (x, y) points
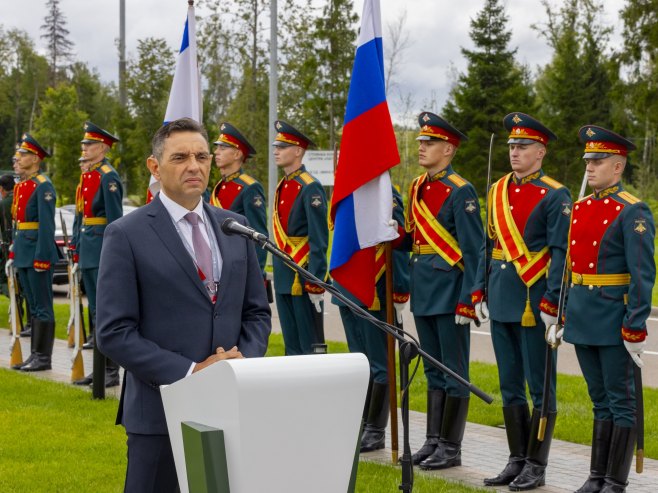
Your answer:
(40, 0), (74, 83)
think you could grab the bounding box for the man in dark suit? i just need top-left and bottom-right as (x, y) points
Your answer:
(96, 118), (271, 493)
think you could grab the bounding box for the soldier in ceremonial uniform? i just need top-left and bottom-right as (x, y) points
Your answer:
(211, 122), (268, 275)
(69, 122), (123, 387)
(8, 134), (57, 372)
(0, 174), (16, 296)
(474, 113), (571, 490)
(271, 120), (328, 355)
(549, 126), (655, 493)
(331, 184), (409, 452)
(401, 112), (483, 470)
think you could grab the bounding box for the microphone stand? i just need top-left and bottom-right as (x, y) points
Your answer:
(248, 234), (494, 493)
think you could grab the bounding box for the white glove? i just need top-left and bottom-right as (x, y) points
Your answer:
(475, 301), (489, 323)
(72, 263), (79, 275)
(4, 258), (13, 277)
(35, 268), (46, 273)
(624, 340), (645, 368)
(540, 311), (558, 329)
(455, 314), (472, 325)
(545, 324), (564, 347)
(388, 219), (398, 229)
(308, 293), (323, 313)
(394, 302), (406, 324)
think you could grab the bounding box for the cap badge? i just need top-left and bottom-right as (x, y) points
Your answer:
(422, 114), (430, 122)
(512, 114), (522, 124)
(221, 123), (226, 130)
(276, 122), (282, 130)
(586, 128), (596, 137)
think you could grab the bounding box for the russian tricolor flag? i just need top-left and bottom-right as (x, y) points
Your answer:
(164, 2), (202, 124)
(329, 0), (400, 307)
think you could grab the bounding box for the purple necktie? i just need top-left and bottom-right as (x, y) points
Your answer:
(184, 212), (213, 283)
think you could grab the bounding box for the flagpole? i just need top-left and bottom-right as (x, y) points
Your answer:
(267, 0), (278, 246)
(385, 242), (399, 463)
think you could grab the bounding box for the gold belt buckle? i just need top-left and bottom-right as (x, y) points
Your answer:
(573, 273), (583, 285)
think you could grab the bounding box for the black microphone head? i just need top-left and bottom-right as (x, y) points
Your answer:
(221, 218), (237, 235)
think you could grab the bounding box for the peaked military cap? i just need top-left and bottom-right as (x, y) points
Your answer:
(578, 125), (636, 160)
(504, 112), (557, 146)
(272, 120), (315, 149)
(81, 121), (119, 147)
(416, 111), (468, 147)
(214, 122), (257, 158)
(17, 133), (50, 159)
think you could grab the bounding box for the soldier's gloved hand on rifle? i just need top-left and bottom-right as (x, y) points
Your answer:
(4, 258), (13, 277)
(624, 340), (645, 368)
(308, 293), (323, 313)
(540, 311), (558, 330)
(545, 323), (564, 347)
(72, 263), (79, 274)
(475, 301), (489, 323)
(394, 302), (406, 324)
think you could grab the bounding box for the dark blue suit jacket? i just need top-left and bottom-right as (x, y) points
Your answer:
(96, 196), (271, 435)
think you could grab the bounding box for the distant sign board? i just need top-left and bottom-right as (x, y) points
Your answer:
(304, 150), (337, 186)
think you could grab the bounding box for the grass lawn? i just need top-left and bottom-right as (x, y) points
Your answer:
(0, 368), (486, 493)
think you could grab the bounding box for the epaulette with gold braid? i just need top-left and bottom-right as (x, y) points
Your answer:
(239, 173), (256, 185)
(100, 164), (113, 174)
(540, 175), (564, 189)
(617, 191), (640, 205)
(299, 172), (315, 185)
(35, 174), (47, 183)
(447, 174), (467, 188)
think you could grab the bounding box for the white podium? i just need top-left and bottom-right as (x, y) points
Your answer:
(161, 353), (370, 493)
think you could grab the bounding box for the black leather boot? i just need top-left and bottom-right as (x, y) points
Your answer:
(484, 404), (530, 486)
(12, 322), (36, 370)
(360, 382), (389, 452)
(21, 320), (55, 372)
(599, 425), (636, 493)
(73, 373), (93, 386)
(411, 389), (445, 465)
(420, 395), (469, 470)
(509, 408), (556, 491)
(105, 358), (120, 387)
(20, 316), (33, 337)
(576, 419), (613, 493)
(82, 331), (94, 350)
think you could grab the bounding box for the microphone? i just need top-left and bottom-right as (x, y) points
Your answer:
(221, 218), (269, 243)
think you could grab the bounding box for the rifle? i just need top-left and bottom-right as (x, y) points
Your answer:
(483, 134), (494, 307)
(61, 212), (76, 348)
(634, 363), (644, 473)
(538, 171), (588, 440)
(8, 263), (23, 367)
(60, 212), (85, 381)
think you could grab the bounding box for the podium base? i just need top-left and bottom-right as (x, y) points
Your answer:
(182, 422), (230, 493)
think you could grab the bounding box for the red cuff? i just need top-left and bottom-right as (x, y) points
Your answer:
(622, 326), (646, 343)
(33, 260), (51, 270)
(72, 253), (79, 263)
(393, 292), (409, 303)
(390, 226), (406, 249)
(8, 251), (14, 260)
(456, 303), (477, 320)
(304, 282), (325, 294)
(539, 297), (558, 316)
(471, 290), (485, 305)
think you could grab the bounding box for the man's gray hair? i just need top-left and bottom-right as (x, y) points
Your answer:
(151, 118), (209, 161)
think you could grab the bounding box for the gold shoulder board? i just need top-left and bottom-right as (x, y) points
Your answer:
(540, 175), (564, 189)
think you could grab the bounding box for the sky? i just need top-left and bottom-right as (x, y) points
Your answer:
(3, 0), (627, 122)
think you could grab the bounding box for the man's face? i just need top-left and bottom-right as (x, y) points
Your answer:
(148, 131), (211, 207)
(80, 141), (107, 164)
(585, 156), (621, 191)
(15, 152), (40, 176)
(273, 145), (300, 168)
(509, 142), (545, 176)
(418, 140), (450, 168)
(213, 144), (243, 170)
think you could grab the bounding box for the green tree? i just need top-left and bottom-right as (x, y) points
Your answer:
(40, 0), (74, 84)
(533, 0), (615, 191)
(442, 0), (534, 193)
(313, 0), (358, 149)
(619, 0), (658, 196)
(69, 62), (118, 128)
(121, 37), (175, 197)
(0, 27), (49, 163)
(33, 83), (88, 203)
